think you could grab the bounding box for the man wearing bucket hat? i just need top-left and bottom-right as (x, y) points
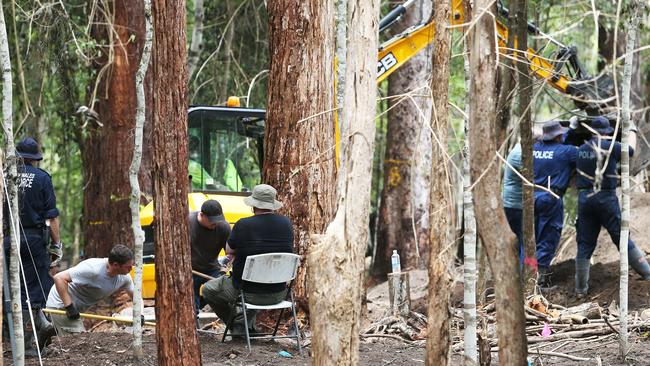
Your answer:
(202, 184), (293, 334)
(189, 199), (231, 316)
(574, 116), (650, 297)
(533, 121), (578, 287)
(3, 137), (61, 356)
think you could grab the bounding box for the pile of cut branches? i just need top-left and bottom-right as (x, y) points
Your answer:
(362, 311), (428, 344)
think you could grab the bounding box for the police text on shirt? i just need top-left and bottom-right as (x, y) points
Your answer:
(533, 150), (554, 159)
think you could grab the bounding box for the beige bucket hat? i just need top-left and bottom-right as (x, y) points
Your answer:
(244, 184), (283, 210)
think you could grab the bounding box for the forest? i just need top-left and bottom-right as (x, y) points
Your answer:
(0, 0), (649, 365)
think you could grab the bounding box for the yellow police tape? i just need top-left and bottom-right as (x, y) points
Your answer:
(43, 308), (156, 327)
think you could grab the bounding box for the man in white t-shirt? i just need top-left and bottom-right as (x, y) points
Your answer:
(46, 244), (135, 334)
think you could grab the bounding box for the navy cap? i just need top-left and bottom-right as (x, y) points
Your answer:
(16, 137), (43, 161)
(201, 200), (225, 223)
(590, 116), (614, 136)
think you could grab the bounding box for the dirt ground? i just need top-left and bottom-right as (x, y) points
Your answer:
(5, 193), (650, 365)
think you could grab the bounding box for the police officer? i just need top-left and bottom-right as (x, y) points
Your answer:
(533, 121), (578, 287)
(3, 137), (61, 356)
(574, 117), (650, 297)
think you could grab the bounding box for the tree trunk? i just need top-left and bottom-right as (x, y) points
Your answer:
(264, 0), (337, 311)
(512, 0), (536, 292)
(0, 4), (24, 361)
(187, 0), (204, 79)
(374, 0), (432, 280)
(130, 0), (152, 360)
(426, 0), (453, 364)
(462, 38), (478, 366)
(151, 0), (201, 364)
(468, 0), (527, 364)
(308, 0), (378, 362)
(0, 147), (3, 357)
(83, 0), (153, 257)
(618, 0), (641, 356)
(0, 4), (21, 360)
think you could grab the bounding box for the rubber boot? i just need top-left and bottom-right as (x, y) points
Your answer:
(34, 307), (56, 349)
(575, 258), (590, 297)
(23, 311), (39, 358)
(537, 266), (553, 288)
(629, 245), (650, 280)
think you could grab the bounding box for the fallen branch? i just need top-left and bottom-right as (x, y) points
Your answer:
(527, 327), (614, 344)
(526, 349), (590, 362)
(360, 333), (419, 345)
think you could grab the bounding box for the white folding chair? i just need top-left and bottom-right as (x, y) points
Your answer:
(221, 253), (302, 355)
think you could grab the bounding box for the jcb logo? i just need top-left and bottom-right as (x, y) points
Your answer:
(377, 53), (397, 77)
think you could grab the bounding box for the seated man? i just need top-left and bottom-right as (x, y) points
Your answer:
(46, 244), (135, 334)
(202, 184), (293, 334)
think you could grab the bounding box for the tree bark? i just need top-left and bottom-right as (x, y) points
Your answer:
(83, 0), (153, 257)
(151, 0), (201, 364)
(130, 0), (152, 359)
(308, 0), (378, 363)
(0, 4), (22, 360)
(512, 0), (536, 292)
(374, 0), (432, 280)
(462, 38), (478, 366)
(265, 0), (337, 311)
(426, 0), (453, 364)
(468, 0), (527, 364)
(618, 0), (641, 356)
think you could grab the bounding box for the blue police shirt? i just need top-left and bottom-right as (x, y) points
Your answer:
(576, 138), (633, 190)
(4, 162), (59, 229)
(533, 140), (578, 194)
(502, 143), (523, 209)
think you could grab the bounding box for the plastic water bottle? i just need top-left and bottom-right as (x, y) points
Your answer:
(391, 250), (401, 273)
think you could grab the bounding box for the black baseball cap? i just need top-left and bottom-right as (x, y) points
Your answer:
(201, 200), (225, 223)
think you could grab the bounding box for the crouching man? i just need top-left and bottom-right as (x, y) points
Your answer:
(45, 244), (135, 334)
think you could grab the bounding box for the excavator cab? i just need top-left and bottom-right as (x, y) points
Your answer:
(187, 106), (265, 193)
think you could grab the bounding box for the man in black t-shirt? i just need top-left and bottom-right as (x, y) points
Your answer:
(203, 184), (293, 333)
(190, 200), (231, 315)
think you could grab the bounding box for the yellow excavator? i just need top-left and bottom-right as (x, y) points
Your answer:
(135, 0), (640, 298)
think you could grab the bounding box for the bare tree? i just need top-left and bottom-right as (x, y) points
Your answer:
(462, 41), (478, 366)
(512, 0), (536, 291)
(308, 0), (378, 363)
(426, 0), (453, 364)
(618, 0), (641, 356)
(468, 0), (527, 363)
(0, 4), (24, 362)
(264, 0), (337, 310)
(130, 0), (152, 359)
(187, 0), (205, 78)
(151, 0), (201, 364)
(374, 0), (432, 279)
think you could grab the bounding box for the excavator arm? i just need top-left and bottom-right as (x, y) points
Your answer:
(376, 0), (612, 115)
(376, 0), (650, 174)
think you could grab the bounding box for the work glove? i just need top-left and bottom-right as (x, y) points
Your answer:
(569, 116), (579, 129)
(49, 242), (63, 267)
(217, 255), (231, 267)
(65, 303), (80, 320)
